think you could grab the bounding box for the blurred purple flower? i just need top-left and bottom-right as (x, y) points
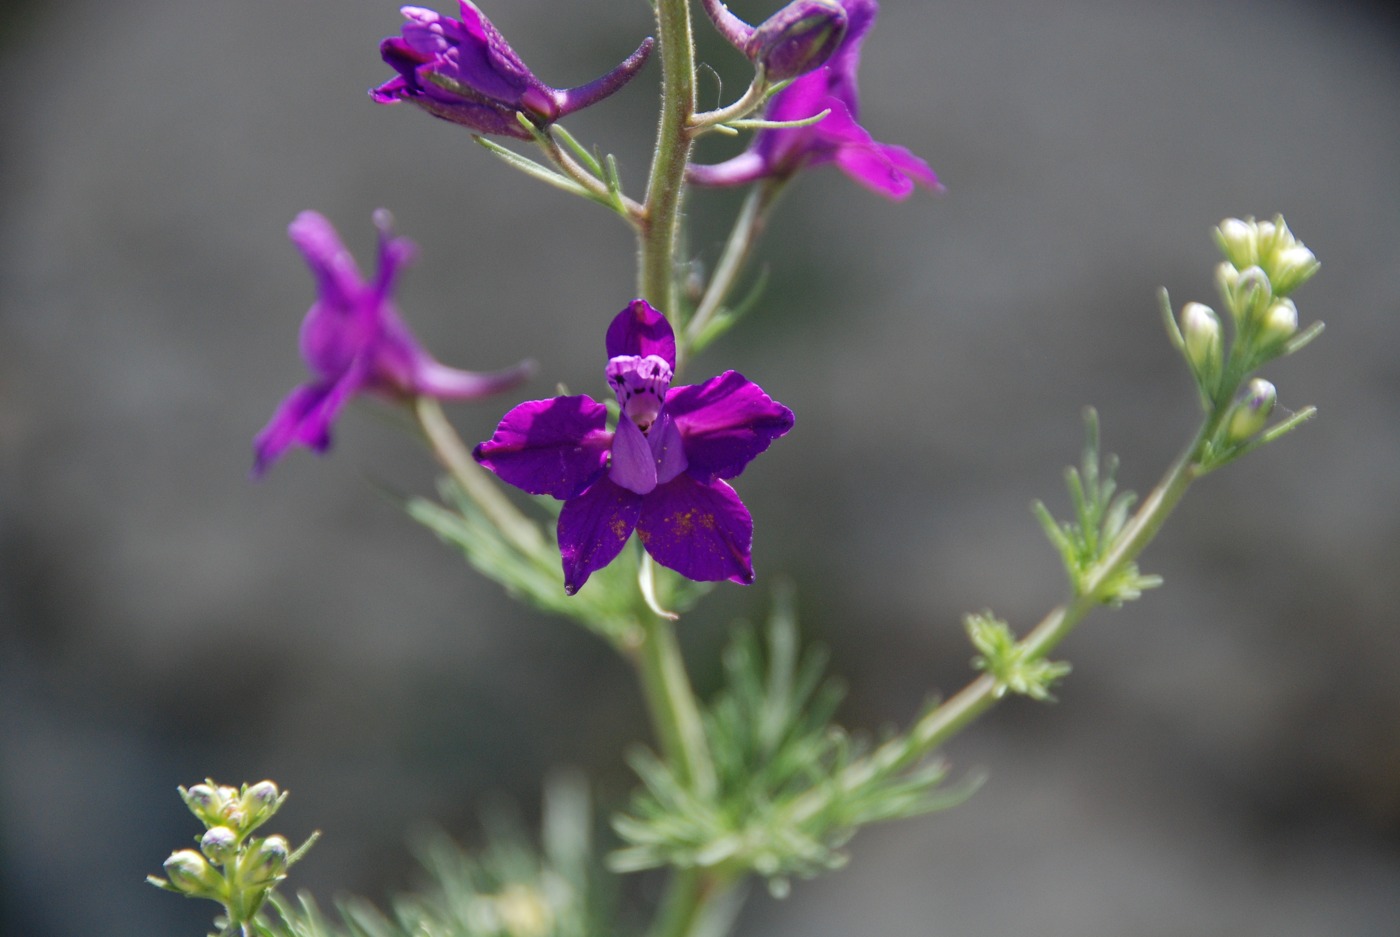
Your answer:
(372, 2), (653, 139)
(474, 300), (794, 594)
(253, 210), (531, 476)
(689, 0), (939, 199)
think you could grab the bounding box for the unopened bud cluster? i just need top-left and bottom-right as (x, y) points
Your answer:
(1173, 216), (1320, 405)
(149, 779), (315, 928)
(1169, 216), (1322, 468)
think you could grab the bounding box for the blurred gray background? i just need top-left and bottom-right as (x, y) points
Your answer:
(2, 0), (1398, 934)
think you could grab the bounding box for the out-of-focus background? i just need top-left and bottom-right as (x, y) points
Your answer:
(2, 0), (1398, 934)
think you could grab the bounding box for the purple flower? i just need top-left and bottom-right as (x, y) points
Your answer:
(474, 300), (794, 594)
(253, 210), (531, 476)
(372, 2), (653, 139)
(689, 0), (939, 200)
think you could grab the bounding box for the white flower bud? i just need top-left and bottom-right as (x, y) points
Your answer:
(1257, 298), (1298, 347)
(1215, 217), (1257, 270)
(1269, 243), (1320, 296)
(1180, 302), (1223, 385)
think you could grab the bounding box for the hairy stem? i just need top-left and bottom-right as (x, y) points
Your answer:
(639, 0), (697, 313)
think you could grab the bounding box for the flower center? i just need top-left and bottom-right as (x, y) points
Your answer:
(606, 354), (672, 434)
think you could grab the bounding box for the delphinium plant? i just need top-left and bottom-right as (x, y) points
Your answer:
(152, 1), (1323, 935)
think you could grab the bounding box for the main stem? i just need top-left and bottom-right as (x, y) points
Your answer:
(634, 4), (735, 937)
(639, 0), (697, 315)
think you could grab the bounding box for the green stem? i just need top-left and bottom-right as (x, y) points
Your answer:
(414, 396), (544, 555)
(682, 181), (782, 361)
(639, 0), (697, 312)
(649, 868), (736, 937)
(628, 604), (717, 797)
(788, 423), (1211, 821)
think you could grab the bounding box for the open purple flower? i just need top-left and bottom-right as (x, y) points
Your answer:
(474, 300), (794, 594)
(372, 2), (653, 139)
(689, 0), (939, 199)
(253, 210), (531, 476)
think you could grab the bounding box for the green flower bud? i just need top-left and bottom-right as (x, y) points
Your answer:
(1226, 378), (1276, 443)
(238, 835), (290, 886)
(1180, 301), (1223, 389)
(163, 849), (223, 899)
(200, 826), (239, 866)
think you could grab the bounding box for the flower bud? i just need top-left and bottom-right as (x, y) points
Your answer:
(182, 784), (223, 826)
(1256, 298), (1298, 348)
(1268, 243), (1320, 296)
(1180, 302), (1223, 387)
(240, 780), (282, 831)
(238, 835), (290, 886)
(1226, 379), (1276, 443)
(746, 0), (849, 80)
(1220, 264), (1270, 325)
(200, 826), (239, 866)
(163, 849), (223, 898)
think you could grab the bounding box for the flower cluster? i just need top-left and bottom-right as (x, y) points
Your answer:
(474, 301), (793, 594)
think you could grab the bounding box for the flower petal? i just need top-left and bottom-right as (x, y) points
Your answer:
(637, 475), (755, 584)
(288, 211), (364, 315)
(666, 371), (794, 481)
(252, 358), (368, 477)
(474, 395), (610, 499)
(605, 299), (677, 369)
(557, 477), (642, 594)
(832, 136), (940, 200)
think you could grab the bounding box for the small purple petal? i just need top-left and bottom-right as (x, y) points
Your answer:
(609, 415), (658, 495)
(558, 477), (642, 594)
(605, 300), (677, 369)
(638, 475), (755, 585)
(667, 371), (794, 481)
(474, 395), (611, 499)
(650, 413), (689, 485)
